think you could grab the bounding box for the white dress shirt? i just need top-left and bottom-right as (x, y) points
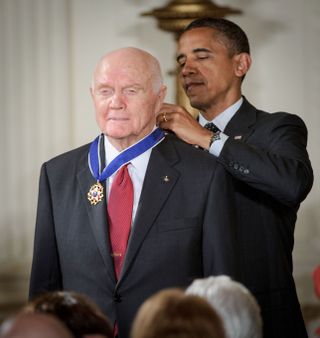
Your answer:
(104, 134), (153, 224)
(198, 97), (243, 156)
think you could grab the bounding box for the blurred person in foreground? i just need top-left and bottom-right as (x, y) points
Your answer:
(25, 290), (113, 338)
(29, 46), (237, 338)
(186, 275), (262, 338)
(157, 17), (313, 338)
(0, 312), (73, 338)
(131, 288), (226, 338)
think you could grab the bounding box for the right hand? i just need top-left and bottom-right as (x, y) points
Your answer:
(157, 103), (212, 149)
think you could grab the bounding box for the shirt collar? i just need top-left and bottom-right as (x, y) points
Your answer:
(103, 127), (155, 175)
(199, 96), (243, 132)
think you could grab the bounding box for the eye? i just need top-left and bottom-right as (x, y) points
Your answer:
(124, 88), (137, 95)
(123, 87), (141, 96)
(96, 88), (113, 97)
(177, 57), (186, 68)
(196, 53), (210, 60)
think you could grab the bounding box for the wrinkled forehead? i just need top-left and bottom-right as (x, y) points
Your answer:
(94, 57), (153, 86)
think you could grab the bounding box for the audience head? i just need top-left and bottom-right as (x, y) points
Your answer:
(186, 275), (262, 338)
(0, 312), (73, 338)
(91, 47), (167, 150)
(25, 291), (113, 338)
(131, 288), (226, 338)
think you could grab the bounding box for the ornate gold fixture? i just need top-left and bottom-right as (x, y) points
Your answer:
(141, 0), (242, 115)
(141, 0), (242, 37)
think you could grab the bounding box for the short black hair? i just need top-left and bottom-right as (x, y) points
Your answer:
(183, 17), (250, 56)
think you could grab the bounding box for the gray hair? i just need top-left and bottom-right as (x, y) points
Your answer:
(186, 276), (262, 338)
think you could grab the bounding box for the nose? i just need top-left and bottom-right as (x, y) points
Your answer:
(181, 59), (196, 77)
(110, 92), (125, 110)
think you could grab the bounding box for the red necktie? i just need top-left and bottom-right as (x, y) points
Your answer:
(108, 164), (133, 280)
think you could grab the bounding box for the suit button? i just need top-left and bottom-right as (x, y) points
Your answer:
(239, 166), (244, 173)
(228, 161), (234, 167)
(233, 163), (239, 170)
(113, 293), (122, 303)
(244, 169), (250, 175)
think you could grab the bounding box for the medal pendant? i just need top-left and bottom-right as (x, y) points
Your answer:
(87, 182), (104, 205)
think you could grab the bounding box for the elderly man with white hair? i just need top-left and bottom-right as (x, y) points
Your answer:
(29, 47), (237, 338)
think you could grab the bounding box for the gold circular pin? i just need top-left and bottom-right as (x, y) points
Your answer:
(87, 182), (104, 205)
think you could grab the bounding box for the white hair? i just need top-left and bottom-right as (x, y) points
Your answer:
(186, 276), (263, 338)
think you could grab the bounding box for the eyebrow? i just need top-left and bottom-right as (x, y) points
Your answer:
(176, 48), (212, 63)
(123, 84), (143, 90)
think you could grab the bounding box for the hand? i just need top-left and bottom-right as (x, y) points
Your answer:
(157, 103), (212, 149)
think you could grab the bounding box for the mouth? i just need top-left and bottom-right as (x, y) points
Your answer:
(184, 80), (204, 93)
(107, 117), (130, 122)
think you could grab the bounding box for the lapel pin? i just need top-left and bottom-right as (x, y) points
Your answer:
(163, 175), (170, 182)
(234, 135), (242, 140)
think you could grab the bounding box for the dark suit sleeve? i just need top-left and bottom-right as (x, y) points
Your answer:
(202, 164), (239, 279)
(218, 114), (313, 207)
(29, 163), (62, 300)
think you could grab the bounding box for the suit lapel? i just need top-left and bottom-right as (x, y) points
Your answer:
(224, 97), (257, 141)
(77, 156), (116, 283)
(119, 138), (180, 281)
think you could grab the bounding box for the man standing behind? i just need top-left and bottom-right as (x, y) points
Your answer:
(157, 17), (313, 338)
(29, 47), (236, 338)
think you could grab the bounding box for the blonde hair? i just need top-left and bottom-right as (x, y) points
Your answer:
(131, 288), (226, 338)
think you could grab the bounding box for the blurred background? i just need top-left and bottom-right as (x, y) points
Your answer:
(0, 0), (319, 327)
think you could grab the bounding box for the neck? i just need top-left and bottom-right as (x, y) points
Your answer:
(201, 93), (242, 121)
(109, 139), (136, 152)
(107, 129), (155, 152)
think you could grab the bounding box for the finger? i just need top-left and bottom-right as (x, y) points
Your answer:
(156, 112), (169, 126)
(159, 103), (180, 114)
(163, 113), (168, 123)
(161, 102), (176, 110)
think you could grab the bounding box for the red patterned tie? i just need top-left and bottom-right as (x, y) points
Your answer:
(108, 164), (133, 280)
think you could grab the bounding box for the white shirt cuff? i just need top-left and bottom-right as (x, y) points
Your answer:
(208, 133), (228, 157)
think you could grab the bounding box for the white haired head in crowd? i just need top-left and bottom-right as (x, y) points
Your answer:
(186, 275), (262, 338)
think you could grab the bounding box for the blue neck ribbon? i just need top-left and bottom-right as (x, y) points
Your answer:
(88, 128), (165, 182)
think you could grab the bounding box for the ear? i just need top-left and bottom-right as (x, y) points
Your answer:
(90, 86), (94, 99)
(234, 53), (251, 78)
(155, 85), (167, 113)
(159, 85), (167, 103)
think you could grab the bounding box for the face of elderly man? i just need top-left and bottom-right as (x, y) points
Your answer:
(91, 48), (166, 150)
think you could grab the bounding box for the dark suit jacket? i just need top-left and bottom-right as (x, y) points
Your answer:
(217, 97), (313, 338)
(29, 134), (237, 338)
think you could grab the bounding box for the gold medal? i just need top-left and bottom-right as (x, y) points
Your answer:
(87, 182), (104, 205)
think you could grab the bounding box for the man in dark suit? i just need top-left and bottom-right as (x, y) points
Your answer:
(29, 47), (236, 338)
(157, 17), (313, 338)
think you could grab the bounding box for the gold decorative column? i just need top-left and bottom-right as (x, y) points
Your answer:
(141, 0), (242, 116)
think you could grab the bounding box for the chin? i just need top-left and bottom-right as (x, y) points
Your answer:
(106, 132), (130, 140)
(189, 96), (212, 111)
(104, 126), (129, 139)
(189, 99), (204, 111)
